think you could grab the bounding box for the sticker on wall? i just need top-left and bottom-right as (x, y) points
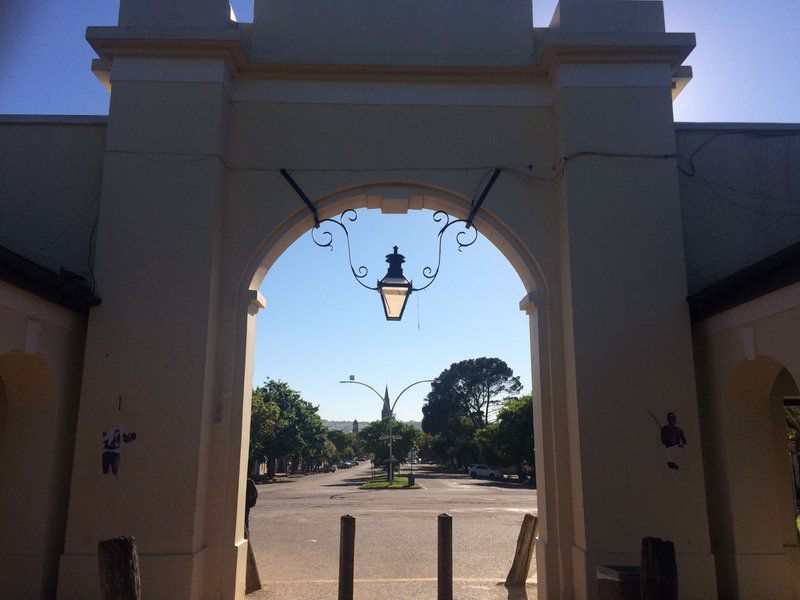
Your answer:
(647, 409), (687, 470)
(102, 426), (137, 476)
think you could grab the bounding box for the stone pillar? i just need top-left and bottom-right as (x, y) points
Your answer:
(57, 51), (233, 598)
(548, 1), (717, 598)
(118, 0), (233, 28)
(521, 293), (574, 599)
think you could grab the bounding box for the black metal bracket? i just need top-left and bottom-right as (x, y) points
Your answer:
(466, 168), (502, 229)
(280, 169), (320, 227)
(280, 166), (502, 298)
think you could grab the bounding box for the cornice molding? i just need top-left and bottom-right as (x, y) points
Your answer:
(87, 25), (694, 86)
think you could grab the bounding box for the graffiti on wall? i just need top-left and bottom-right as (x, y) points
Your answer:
(101, 426), (137, 476)
(647, 408), (687, 470)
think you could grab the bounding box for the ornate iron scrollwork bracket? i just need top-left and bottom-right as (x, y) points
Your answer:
(279, 167), (502, 294)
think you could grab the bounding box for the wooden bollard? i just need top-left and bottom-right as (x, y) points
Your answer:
(438, 513), (453, 600)
(245, 529), (262, 594)
(338, 514), (356, 600)
(640, 537), (677, 600)
(505, 513), (538, 587)
(98, 536), (141, 600)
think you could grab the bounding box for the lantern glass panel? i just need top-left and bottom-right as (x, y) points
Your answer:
(379, 278), (411, 320)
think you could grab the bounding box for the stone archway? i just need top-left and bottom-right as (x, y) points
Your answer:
(59, 1), (716, 596)
(218, 183), (562, 597)
(706, 358), (800, 599)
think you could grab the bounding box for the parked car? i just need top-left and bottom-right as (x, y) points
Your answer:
(469, 464), (503, 479)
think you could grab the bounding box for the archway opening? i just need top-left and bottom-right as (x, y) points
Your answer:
(237, 185), (549, 598)
(774, 368), (800, 545)
(0, 351), (61, 599)
(712, 358), (800, 598)
(0, 374), (7, 469)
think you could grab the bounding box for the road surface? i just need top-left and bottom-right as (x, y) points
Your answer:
(248, 463), (538, 599)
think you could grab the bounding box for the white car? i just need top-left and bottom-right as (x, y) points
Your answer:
(469, 464), (502, 479)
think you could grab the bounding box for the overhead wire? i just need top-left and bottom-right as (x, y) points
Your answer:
(102, 138), (800, 218)
(677, 129), (800, 218)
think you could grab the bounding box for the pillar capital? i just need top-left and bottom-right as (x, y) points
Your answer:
(519, 291), (550, 314)
(241, 290), (266, 312)
(549, 0), (666, 33)
(118, 0), (233, 28)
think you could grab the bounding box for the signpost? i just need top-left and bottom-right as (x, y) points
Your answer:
(339, 377), (433, 483)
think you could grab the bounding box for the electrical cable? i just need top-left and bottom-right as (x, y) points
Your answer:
(103, 144), (799, 218)
(104, 148), (679, 183)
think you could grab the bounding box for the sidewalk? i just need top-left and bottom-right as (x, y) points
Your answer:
(248, 578), (537, 599)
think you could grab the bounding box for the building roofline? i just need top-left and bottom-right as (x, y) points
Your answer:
(675, 121), (800, 132)
(688, 240), (800, 323)
(0, 115), (108, 125)
(0, 246), (102, 315)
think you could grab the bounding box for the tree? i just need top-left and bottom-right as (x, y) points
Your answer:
(249, 379), (328, 477)
(422, 357), (522, 432)
(358, 419), (421, 473)
(249, 384), (283, 477)
(475, 395), (535, 479)
(326, 429), (364, 461)
(422, 357), (522, 466)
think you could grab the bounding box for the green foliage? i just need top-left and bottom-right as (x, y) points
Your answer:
(475, 395), (535, 471)
(361, 475), (421, 490)
(422, 357), (522, 432)
(422, 357), (523, 467)
(326, 429), (365, 461)
(416, 432), (436, 462)
(249, 385), (281, 461)
(249, 379), (328, 473)
(787, 406), (800, 441)
(358, 418), (421, 468)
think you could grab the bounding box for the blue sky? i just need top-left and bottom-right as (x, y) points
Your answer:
(2, 1), (798, 420)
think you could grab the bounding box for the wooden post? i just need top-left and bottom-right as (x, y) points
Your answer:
(438, 513), (453, 600)
(244, 530), (262, 594)
(640, 537), (677, 600)
(338, 514), (356, 600)
(505, 513), (538, 587)
(98, 536), (141, 600)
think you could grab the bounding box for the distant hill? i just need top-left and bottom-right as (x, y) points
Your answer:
(323, 419), (422, 432)
(323, 420), (363, 432)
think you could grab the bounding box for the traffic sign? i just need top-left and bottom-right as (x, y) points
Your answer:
(379, 434), (402, 440)
(368, 452), (375, 461)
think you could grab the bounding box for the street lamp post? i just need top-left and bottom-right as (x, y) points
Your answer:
(340, 377), (432, 483)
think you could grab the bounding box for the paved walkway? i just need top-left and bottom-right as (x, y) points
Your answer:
(247, 464), (538, 599)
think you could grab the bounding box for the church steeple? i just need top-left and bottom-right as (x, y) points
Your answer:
(381, 385), (391, 420)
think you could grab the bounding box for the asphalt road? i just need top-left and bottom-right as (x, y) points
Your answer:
(248, 463), (538, 599)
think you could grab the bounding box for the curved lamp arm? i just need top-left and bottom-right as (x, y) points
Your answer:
(391, 379), (433, 413)
(339, 379), (386, 403)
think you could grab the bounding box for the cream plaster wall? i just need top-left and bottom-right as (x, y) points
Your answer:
(0, 282), (87, 599)
(43, 1), (721, 599)
(693, 282), (800, 599)
(250, 0), (535, 66)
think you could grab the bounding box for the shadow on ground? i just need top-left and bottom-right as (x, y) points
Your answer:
(412, 468), (533, 490)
